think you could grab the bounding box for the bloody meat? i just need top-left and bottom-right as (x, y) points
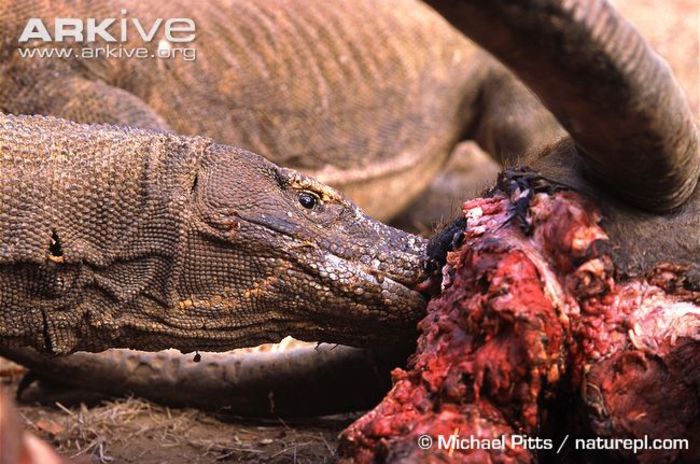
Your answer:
(339, 175), (699, 463)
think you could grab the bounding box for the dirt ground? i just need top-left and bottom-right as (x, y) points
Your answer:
(1, 357), (352, 463)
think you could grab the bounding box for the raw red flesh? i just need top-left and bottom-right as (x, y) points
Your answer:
(339, 188), (699, 463)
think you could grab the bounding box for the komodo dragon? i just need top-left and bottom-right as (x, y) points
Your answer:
(2, 0), (700, 420)
(0, 0), (565, 222)
(0, 0), (566, 415)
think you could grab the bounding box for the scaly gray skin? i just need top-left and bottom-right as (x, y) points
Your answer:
(0, 113), (427, 355)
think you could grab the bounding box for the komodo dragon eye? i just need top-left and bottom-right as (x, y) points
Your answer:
(298, 191), (320, 210)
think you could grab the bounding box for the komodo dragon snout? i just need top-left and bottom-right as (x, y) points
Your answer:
(182, 144), (429, 348)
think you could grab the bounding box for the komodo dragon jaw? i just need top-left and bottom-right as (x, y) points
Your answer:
(0, 114), (428, 355)
(177, 144), (428, 349)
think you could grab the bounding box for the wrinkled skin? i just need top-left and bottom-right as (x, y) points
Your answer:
(183, 145), (426, 348)
(0, 114), (426, 355)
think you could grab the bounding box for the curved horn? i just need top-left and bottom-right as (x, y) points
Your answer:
(427, 0), (699, 211)
(0, 345), (405, 417)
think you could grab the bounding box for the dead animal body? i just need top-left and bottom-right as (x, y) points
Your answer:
(339, 175), (700, 464)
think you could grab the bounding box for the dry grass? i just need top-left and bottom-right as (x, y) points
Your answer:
(16, 393), (346, 464)
(3, 357), (346, 464)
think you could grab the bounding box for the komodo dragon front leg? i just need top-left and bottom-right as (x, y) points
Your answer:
(0, 113), (428, 355)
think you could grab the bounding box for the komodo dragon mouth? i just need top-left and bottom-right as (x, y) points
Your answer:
(236, 214), (428, 312)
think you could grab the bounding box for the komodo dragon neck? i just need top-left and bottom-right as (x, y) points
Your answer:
(0, 113), (427, 355)
(0, 114), (207, 353)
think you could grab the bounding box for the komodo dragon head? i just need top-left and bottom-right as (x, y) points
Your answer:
(0, 114), (429, 354)
(177, 143), (428, 350)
